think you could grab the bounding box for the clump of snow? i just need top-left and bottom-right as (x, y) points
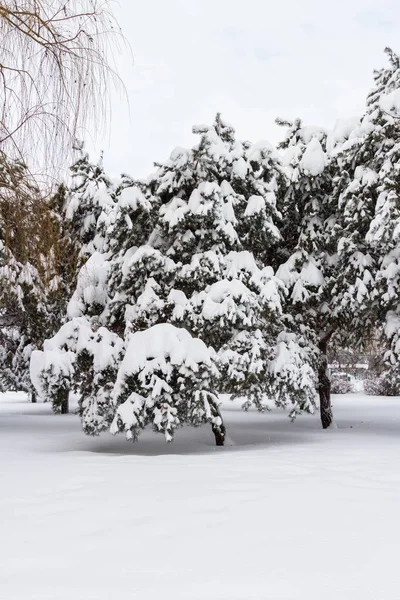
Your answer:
(269, 331), (316, 417)
(326, 117), (360, 154)
(354, 166), (378, 187)
(300, 261), (325, 286)
(117, 186), (150, 211)
(111, 324), (220, 442)
(300, 138), (326, 176)
(168, 289), (188, 321)
(246, 139), (277, 166)
(68, 253), (109, 318)
(385, 311), (400, 339)
(244, 195), (265, 216)
(161, 197), (189, 228)
(232, 158), (248, 178)
(110, 392), (147, 440)
(300, 125), (327, 144)
(380, 88), (400, 117)
(167, 146), (191, 168)
(198, 279), (255, 323)
(116, 323), (214, 382)
(188, 182), (219, 215)
(225, 250), (258, 277)
(281, 144), (302, 168)
(30, 349), (74, 399)
(277, 254), (324, 301)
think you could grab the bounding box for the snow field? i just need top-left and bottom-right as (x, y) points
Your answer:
(1, 392), (400, 600)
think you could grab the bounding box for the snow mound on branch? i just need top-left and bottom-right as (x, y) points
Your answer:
(326, 117), (361, 154)
(300, 261), (325, 286)
(186, 250), (283, 324)
(111, 324), (220, 443)
(225, 250), (258, 275)
(31, 318), (123, 395)
(65, 180), (114, 220)
(118, 186), (148, 210)
(244, 195), (265, 216)
(300, 125), (327, 144)
(30, 348), (75, 398)
(188, 182), (220, 214)
(231, 157), (247, 178)
(110, 392), (147, 439)
(341, 115), (375, 148)
(115, 324), (215, 385)
(269, 331), (316, 416)
(121, 245), (175, 279)
(354, 166), (378, 187)
(380, 88), (400, 117)
(277, 253), (324, 286)
(246, 139), (277, 163)
(68, 252), (109, 318)
(385, 311), (400, 340)
(161, 197), (189, 228)
(43, 317), (123, 373)
(281, 144), (302, 168)
(31, 316), (124, 429)
(199, 279), (255, 322)
(300, 138), (326, 176)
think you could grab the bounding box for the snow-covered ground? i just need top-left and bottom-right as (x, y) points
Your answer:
(1, 392), (400, 600)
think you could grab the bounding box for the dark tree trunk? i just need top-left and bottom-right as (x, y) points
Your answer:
(209, 398), (226, 446)
(60, 389), (69, 414)
(212, 421), (226, 446)
(31, 390), (37, 403)
(318, 337), (334, 429)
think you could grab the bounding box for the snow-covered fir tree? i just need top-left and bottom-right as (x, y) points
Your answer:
(360, 48), (400, 390)
(32, 116), (318, 445)
(326, 49), (400, 394)
(29, 146), (119, 414)
(65, 142), (115, 261)
(275, 118), (339, 427)
(146, 115), (316, 421)
(31, 175), (224, 441)
(274, 48), (400, 425)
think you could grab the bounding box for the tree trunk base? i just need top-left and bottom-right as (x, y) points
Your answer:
(209, 397), (226, 446)
(212, 422), (226, 446)
(60, 390), (69, 414)
(319, 393), (334, 429)
(318, 337), (333, 429)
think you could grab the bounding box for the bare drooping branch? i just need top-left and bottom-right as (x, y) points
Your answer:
(0, 0), (127, 178)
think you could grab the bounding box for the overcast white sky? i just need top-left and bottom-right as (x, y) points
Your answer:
(92, 0), (400, 178)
